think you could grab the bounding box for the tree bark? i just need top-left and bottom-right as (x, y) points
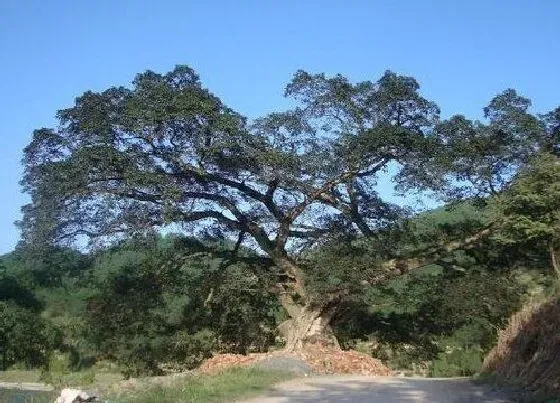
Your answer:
(271, 255), (340, 351)
(277, 299), (340, 351)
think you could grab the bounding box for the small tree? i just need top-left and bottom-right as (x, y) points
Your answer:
(490, 153), (560, 278)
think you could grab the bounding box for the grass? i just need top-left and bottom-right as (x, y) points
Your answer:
(0, 370), (42, 383)
(1, 366), (294, 403)
(0, 389), (57, 403)
(108, 367), (295, 403)
(0, 368), (123, 403)
(41, 368), (123, 390)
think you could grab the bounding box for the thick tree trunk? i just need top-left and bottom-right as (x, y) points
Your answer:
(271, 255), (340, 351)
(277, 298), (340, 351)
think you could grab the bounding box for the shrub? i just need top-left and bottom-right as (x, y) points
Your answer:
(0, 302), (56, 370)
(430, 346), (484, 377)
(168, 330), (216, 370)
(114, 335), (165, 378)
(372, 341), (437, 374)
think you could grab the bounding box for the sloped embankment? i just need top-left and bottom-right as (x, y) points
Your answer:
(482, 296), (560, 398)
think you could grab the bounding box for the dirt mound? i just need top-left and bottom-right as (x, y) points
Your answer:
(482, 296), (560, 398)
(298, 344), (392, 376)
(199, 353), (262, 373)
(199, 344), (392, 376)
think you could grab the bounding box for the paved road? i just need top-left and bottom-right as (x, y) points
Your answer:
(241, 376), (519, 403)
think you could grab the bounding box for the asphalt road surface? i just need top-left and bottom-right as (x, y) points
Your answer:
(241, 376), (519, 403)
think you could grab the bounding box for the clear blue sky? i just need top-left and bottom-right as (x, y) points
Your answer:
(1, 0), (559, 253)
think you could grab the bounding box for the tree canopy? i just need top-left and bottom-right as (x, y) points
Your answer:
(20, 65), (559, 349)
(20, 67), (443, 254)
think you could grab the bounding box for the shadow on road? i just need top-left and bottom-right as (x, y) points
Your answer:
(243, 376), (520, 403)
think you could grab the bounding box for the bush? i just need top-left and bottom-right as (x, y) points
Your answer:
(168, 330), (216, 370)
(372, 341), (437, 374)
(0, 302), (57, 370)
(204, 262), (278, 354)
(430, 346), (484, 377)
(84, 239), (281, 376)
(333, 262), (526, 376)
(114, 335), (165, 378)
(40, 353), (97, 387)
(423, 321), (493, 377)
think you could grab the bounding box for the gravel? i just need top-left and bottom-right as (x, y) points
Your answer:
(252, 356), (313, 376)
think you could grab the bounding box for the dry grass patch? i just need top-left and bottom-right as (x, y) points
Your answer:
(482, 297), (560, 399)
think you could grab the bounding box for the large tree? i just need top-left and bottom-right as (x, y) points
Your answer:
(21, 66), (443, 349)
(20, 66), (552, 349)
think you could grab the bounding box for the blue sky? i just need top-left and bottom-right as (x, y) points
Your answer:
(0, 0), (559, 253)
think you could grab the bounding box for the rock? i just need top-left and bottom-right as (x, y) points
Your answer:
(252, 356), (313, 375)
(54, 388), (97, 403)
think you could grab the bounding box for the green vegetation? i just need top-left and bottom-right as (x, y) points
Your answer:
(2, 201), (555, 379)
(1, 236), (281, 378)
(0, 264), (60, 371)
(0, 389), (57, 403)
(490, 153), (560, 278)
(1, 65), (559, 389)
(108, 367), (293, 403)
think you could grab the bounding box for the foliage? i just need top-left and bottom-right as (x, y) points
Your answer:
(490, 153), (560, 276)
(167, 330), (217, 371)
(430, 346), (484, 377)
(0, 264), (43, 311)
(1, 246), (90, 287)
(86, 248), (182, 376)
(427, 321), (493, 377)
(332, 261), (526, 374)
(301, 201), (492, 300)
(7, 65), (560, 376)
(83, 235), (278, 376)
(0, 302), (57, 370)
(404, 201), (490, 249)
(433, 89), (546, 199)
(19, 66), (441, 256)
(0, 267), (60, 371)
